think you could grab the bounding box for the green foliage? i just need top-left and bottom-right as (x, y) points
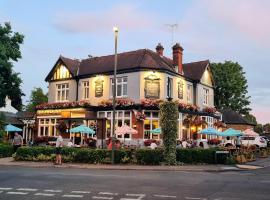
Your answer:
(254, 124), (263, 134)
(263, 123), (270, 133)
(210, 61), (251, 115)
(160, 101), (178, 165)
(0, 144), (13, 158)
(25, 87), (48, 111)
(0, 22), (24, 110)
(0, 112), (6, 130)
(14, 147), (228, 165)
(243, 114), (257, 125)
(136, 149), (164, 165)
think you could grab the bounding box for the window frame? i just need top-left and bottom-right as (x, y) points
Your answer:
(56, 83), (69, 102)
(111, 77), (128, 98)
(203, 88), (210, 106)
(82, 81), (90, 99)
(187, 84), (193, 103)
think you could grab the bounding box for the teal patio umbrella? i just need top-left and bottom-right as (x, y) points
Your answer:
(5, 124), (22, 132)
(70, 125), (95, 145)
(199, 127), (221, 135)
(218, 128), (242, 137)
(150, 127), (162, 134)
(70, 125), (95, 134)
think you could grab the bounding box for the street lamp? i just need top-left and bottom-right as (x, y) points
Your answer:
(112, 26), (118, 164)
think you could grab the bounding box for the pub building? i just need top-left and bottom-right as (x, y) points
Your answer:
(36, 43), (220, 147)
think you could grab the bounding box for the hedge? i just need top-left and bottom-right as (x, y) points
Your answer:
(14, 146), (227, 165)
(0, 144), (13, 158)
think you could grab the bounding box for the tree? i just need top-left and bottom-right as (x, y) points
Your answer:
(160, 100), (178, 165)
(25, 88), (48, 112)
(211, 61), (251, 115)
(263, 123), (270, 134)
(243, 114), (257, 125)
(0, 22), (24, 110)
(254, 124), (263, 134)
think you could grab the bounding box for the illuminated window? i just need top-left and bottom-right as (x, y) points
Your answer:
(111, 77), (128, 97)
(38, 118), (58, 137)
(143, 111), (160, 140)
(56, 83), (69, 102)
(82, 81), (89, 99)
(98, 111), (132, 139)
(53, 65), (71, 80)
(203, 88), (209, 105)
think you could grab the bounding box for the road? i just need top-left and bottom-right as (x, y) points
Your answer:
(0, 166), (269, 200)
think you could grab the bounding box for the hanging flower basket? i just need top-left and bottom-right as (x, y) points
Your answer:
(36, 100), (91, 110)
(202, 107), (217, 113)
(136, 112), (146, 121)
(98, 98), (135, 108)
(214, 121), (226, 128)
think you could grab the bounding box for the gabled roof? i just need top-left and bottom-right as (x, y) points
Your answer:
(0, 111), (23, 125)
(16, 111), (35, 119)
(183, 60), (210, 81)
(45, 49), (210, 82)
(45, 56), (80, 81)
(221, 109), (256, 126)
(79, 49), (175, 76)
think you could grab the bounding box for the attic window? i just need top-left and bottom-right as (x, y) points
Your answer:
(52, 65), (72, 80)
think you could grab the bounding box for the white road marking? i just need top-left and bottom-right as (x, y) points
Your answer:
(120, 193), (146, 200)
(99, 192), (118, 195)
(185, 197), (207, 200)
(35, 193), (56, 197)
(154, 194), (177, 198)
(63, 194), (84, 198)
(44, 189), (62, 193)
(92, 197), (113, 200)
(6, 191), (28, 195)
(71, 190), (91, 194)
(17, 188), (38, 191)
(0, 187), (12, 190)
(0, 191), (3, 194)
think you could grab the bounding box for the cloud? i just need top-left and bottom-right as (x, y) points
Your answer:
(53, 4), (154, 35)
(202, 0), (270, 47)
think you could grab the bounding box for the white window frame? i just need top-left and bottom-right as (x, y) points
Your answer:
(187, 84), (193, 103)
(38, 118), (58, 137)
(167, 77), (173, 98)
(143, 111), (160, 140)
(82, 81), (90, 99)
(111, 77), (128, 98)
(203, 88), (209, 105)
(98, 110), (132, 140)
(56, 83), (69, 102)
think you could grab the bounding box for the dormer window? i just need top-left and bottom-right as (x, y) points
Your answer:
(52, 65), (72, 80)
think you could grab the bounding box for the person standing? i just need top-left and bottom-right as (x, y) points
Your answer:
(235, 136), (242, 148)
(55, 133), (63, 165)
(12, 132), (23, 152)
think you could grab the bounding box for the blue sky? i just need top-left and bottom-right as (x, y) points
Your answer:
(1, 0), (269, 123)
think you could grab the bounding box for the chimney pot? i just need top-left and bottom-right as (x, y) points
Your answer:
(156, 43), (164, 56)
(172, 43), (184, 74)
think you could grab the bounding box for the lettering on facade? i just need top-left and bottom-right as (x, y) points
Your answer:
(95, 80), (104, 97)
(144, 74), (160, 99)
(178, 80), (184, 99)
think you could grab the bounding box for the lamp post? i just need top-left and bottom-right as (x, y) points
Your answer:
(112, 26), (118, 164)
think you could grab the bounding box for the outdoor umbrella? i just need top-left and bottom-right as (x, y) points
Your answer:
(5, 124), (22, 132)
(150, 127), (162, 134)
(199, 127), (221, 135)
(243, 129), (259, 136)
(70, 125), (95, 145)
(115, 125), (138, 144)
(218, 128), (243, 137)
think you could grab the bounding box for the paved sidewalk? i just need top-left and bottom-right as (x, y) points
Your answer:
(0, 157), (240, 172)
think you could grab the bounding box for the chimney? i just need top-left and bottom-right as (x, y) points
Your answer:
(156, 43), (164, 56)
(172, 43), (184, 74)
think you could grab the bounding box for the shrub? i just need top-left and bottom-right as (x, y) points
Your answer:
(0, 144), (13, 158)
(136, 149), (164, 165)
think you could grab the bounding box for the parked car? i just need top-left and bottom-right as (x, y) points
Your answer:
(261, 136), (270, 147)
(240, 136), (267, 148)
(222, 136), (267, 148)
